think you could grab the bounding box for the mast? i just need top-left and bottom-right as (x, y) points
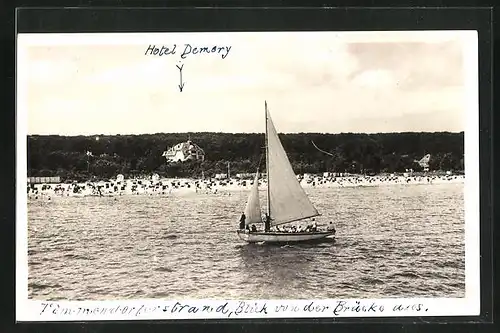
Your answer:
(265, 101), (271, 217)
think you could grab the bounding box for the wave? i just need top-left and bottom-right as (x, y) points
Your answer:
(441, 259), (464, 269)
(29, 281), (63, 291)
(163, 234), (178, 239)
(62, 253), (93, 260)
(154, 266), (174, 272)
(389, 271), (422, 279)
(359, 276), (385, 285)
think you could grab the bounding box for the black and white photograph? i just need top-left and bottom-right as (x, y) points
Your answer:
(16, 30), (480, 321)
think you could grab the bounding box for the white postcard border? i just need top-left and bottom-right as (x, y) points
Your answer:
(16, 30), (481, 321)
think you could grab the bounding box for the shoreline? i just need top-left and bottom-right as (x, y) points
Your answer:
(27, 174), (465, 199)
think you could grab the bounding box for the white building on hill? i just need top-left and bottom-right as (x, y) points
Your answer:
(162, 140), (205, 163)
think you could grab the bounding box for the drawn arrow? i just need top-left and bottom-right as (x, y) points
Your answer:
(176, 64), (185, 92)
(311, 140), (335, 157)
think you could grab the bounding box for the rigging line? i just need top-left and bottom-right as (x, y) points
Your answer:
(257, 152), (264, 173)
(265, 101), (270, 217)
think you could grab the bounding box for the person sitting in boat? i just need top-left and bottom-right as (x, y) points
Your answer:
(251, 224), (257, 232)
(275, 226), (281, 232)
(264, 213), (271, 232)
(239, 213), (246, 230)
(327, 222), (336, 234)
(305, 224), (313, 232)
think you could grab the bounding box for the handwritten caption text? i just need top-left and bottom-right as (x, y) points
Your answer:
(38, 300), (429, 319)
(145, 44), (232, 59)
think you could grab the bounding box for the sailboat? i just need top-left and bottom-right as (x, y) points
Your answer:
(237, 101), (336, 244)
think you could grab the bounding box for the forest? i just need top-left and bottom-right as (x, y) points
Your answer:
(27, 132), (464, 181)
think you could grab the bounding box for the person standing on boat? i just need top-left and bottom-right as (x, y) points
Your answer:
(239, 213), (246, 230)
(327, 222), (336, 234)
(311, 219), (317, 232)
(264, 213), (271, 232)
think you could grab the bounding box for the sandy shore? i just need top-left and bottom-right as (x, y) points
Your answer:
(26, 174), (464, 200)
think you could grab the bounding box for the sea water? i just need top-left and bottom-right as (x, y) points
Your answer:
(27, 183), (465, 300)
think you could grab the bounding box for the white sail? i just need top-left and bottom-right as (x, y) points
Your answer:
(266, 104), (319, 226)
(244, 171), (262, 225)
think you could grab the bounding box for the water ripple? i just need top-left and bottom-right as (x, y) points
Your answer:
(28, 183), (465, 300)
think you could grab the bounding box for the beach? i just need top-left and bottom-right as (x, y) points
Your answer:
(27, 174), (465, 199)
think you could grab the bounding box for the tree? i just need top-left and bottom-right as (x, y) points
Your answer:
(26, 131), (465, 179)
(439, 153), (454, 171)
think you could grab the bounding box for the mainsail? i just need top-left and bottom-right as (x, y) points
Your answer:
(265, 103), (320, 226)
(244, 171), (262, 225)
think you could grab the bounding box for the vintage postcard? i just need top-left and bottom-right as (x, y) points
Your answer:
(16, 30), (479, 321)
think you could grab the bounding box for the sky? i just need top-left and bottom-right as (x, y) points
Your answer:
(18, 31), (476, 135)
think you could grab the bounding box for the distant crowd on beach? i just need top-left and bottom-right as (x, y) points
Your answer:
(27, 173), (464, 200)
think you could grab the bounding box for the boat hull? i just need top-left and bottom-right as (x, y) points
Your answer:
(236, 230), (335, 244)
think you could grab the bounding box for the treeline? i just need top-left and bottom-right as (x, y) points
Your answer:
(27, 132), (464, 181)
